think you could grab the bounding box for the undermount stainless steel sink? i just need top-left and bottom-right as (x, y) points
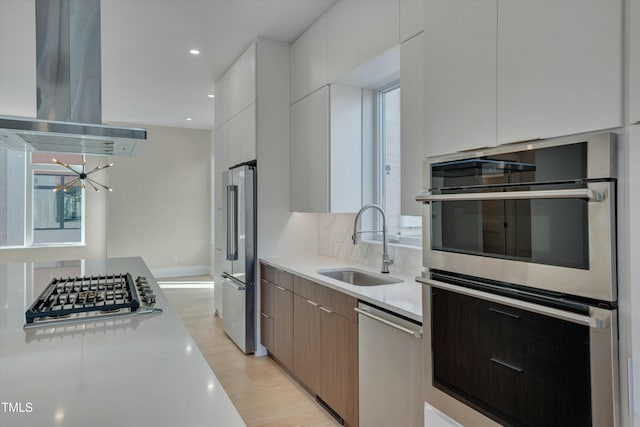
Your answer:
(318, 269), (402, 286)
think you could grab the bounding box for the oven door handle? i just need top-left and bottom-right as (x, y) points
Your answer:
(416, 188), (603, 203)
(416, 276), (609, 329)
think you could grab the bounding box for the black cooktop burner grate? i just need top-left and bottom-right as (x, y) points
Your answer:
(25, 273), (140, 324)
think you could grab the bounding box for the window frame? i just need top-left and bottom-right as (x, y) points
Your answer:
(28, 157), (86, 247)
(369, 81), (422, 248)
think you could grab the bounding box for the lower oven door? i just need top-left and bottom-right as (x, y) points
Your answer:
(418, 276), (619, 427)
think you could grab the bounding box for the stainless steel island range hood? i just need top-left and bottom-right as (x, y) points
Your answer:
(0, 0), (146, 157)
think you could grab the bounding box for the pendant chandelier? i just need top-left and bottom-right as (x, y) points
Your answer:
(51, 159), (113, 192)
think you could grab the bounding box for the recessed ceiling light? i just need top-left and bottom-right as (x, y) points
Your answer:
(208, 94), (215, 98)
(189, 49), (200, 55)
(186, 118), (193, 121)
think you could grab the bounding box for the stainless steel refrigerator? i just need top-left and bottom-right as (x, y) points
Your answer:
(221, 163), (256, 354)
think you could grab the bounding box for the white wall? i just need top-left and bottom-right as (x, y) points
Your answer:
(106, 124), (211, 277)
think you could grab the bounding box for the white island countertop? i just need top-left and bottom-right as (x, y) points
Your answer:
(260, 256), (422, 322)
(0, 257), (245, 427)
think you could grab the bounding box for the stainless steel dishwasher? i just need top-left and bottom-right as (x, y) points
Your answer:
(356, 301), (424, 427)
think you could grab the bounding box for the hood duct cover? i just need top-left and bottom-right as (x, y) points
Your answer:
(0, 0), (146, 156)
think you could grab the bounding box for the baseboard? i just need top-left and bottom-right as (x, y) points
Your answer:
(151, 265), (211, 279)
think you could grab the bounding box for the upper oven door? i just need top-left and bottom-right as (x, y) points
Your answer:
(419, 134), (617, 302)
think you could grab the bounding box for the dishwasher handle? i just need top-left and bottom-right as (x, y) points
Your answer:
(355, 307), (422, 339)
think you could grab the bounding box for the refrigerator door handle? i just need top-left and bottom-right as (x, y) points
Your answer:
(226, 184), (238, 261)
(222, 273), (246, 291)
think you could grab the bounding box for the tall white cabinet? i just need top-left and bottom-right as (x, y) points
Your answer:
(497, 0), (623, 144)
(213, 39), (295, 322)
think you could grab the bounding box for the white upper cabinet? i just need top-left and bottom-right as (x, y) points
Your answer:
(290, 14), (328, 104)
(230, 42), (256, 117)
(290, 85), (362, 212)
(400, 32), (423, 216)
(290, 87), (329, 212)
(400, 0), (424, 42)
(423, 0), (497, 157)
(630, 0), (640, 126)
(358, 0), (400, 65)
(215, 42), (256, 129)
(327, 0), (358, 83)
(497, 0), (622, 144)
(229, 103), (256, 167)
(215, 72), (231, 128)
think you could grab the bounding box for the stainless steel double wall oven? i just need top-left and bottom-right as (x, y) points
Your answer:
(417, 133), (619, 426)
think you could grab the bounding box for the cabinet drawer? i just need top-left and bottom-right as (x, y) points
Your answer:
(260, 280), (274, 317)
(432, 288), (591, 427)
(320, 286), (357, 322)
(274, 269), (294, 291)
(294, 276), (357, 322)
(260, 263), (275, 283)
(294, 275), (321, 301)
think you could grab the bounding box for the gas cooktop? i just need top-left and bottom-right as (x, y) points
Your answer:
(24, 273), (161, 328)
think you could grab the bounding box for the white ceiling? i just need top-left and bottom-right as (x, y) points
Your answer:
(101, 0), (336, 130)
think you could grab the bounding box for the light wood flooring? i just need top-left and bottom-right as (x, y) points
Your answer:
(161, 279), (339, 427)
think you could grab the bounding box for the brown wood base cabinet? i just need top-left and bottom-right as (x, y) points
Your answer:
(260, 264), (293, 368)
(260, 279), (274, 350)
(260, 263), (358, 427)
(293, 294), (321, 392)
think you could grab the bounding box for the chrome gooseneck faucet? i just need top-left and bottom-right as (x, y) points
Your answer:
(352, 204), (394, 273)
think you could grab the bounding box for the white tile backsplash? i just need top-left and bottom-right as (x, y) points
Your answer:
(318, 213), (422, 277)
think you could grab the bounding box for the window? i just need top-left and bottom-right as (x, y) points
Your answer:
(367, 83), (421, 246)
(0, 148), (85, 248)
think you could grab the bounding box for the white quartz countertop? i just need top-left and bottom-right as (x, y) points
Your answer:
(260, 256), (422, 322)
(0, 257), (245, 427)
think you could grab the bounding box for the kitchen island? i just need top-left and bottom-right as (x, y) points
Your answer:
(0, 257), (245, 427)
